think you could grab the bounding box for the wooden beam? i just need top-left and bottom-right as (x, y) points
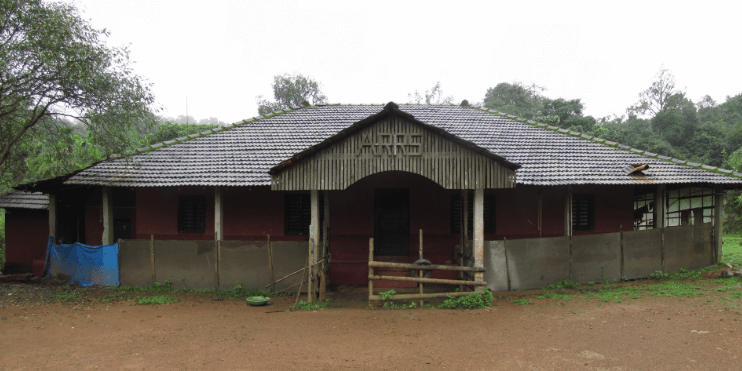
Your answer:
(473, 188), (484, 292)
(654, 185), (666, 229)
(48, 193), (57, 240)
(214, 187), (223, 240)
(102, 187), (114, 245)
(369, 291), (479, 301)
(369, 275), (486, 286)
(369, 261), (486, 272)
(322, 190), (330, 259)
(714, 185), (724, 263)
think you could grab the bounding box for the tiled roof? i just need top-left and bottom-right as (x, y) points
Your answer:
(60, 104), (742, 187)
(0, 191), (49, 209)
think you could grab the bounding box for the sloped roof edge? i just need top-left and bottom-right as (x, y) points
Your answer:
(475, 106), (742, 180)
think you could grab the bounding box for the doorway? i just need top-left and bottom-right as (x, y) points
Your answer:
(374, 188), (409, 256)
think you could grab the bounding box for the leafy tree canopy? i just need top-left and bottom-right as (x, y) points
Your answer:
(256, 73), (328, 116)
(0, 0), (156, 189)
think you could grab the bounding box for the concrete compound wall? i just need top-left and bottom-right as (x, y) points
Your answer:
(485, 223), (715, 291)
(119, 239), (308, 291)
(503, 237), (570, 290)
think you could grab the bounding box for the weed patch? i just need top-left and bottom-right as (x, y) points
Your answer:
(136, 295), (177, 305)
(646, 282), (703, 297)
(53, 290), (81, 302)
(544, 280), (580, 290)
(295, 299), (331, 311)
(535, 292), (571, 300)
(649, 269), (701, 281)
(438, 289), (493, 309)
(585, 286), (645, 302)
(511, 298), (533, 305)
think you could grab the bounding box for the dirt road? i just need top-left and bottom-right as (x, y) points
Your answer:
(1, 285), (740, 370)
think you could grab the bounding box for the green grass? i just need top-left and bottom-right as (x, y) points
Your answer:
(722, 232), (742, 265)
(645, 282), (703, 297)
(585, 285), (645, 302)
(543, 280), (580, 290)
(511, 298), (534, 305)
(535, 292), (571, 300)
(136, 295), (178, 305)
(53, 290), (82, 302)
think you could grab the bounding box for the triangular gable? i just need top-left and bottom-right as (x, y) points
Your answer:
(270, 102), (520, 191)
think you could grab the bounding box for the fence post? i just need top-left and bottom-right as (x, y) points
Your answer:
(419, 229), (423, 307)
(368, 238), (374, 309)
(150, 235), (156, 284)
(619, 225), (624, 278)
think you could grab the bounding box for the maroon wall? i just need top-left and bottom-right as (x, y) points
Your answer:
(4, 208), (48, 272)
(128, 177), (635, 286)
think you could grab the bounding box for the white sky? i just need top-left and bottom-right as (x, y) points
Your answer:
(69, 0), (742, 124)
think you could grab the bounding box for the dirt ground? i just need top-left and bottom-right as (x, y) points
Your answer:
(1, 282), (741, 371)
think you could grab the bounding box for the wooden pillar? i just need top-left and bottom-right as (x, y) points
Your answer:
(102, 187), (114, 245)
(48, 193), (57, 240)
(322, 190), (330, 259)
(309, 189), (320, 302)
(714, 186), (724, 263)
(654, 185), (666, 229)
(473, 188), (484, 292)
(214, 187), (223, 240)
(459, 190), (468, 290)
(564, 185), (572, 236)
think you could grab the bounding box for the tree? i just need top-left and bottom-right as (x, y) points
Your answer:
(482, 82), (544, 119)
(408, 82), (454, 104)
(628, 67), (679, 132)
(256, 74), (328, 115)
(0, 0), (156, 186)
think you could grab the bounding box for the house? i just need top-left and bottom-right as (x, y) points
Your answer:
(0, 191), (49, 274)
(16, 102), (742, 291)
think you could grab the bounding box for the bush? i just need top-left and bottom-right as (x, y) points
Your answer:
(438, 289), (493, 309)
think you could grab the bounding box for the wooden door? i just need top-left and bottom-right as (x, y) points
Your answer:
(374, 188), (409, 256)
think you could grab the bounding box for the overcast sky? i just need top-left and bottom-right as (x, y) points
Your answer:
(68, 0), (742, 124)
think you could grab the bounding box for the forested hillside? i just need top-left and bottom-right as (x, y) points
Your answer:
(482, 68), (742, 169)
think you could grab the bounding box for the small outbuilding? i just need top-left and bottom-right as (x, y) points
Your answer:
(0, 191), (49, 274)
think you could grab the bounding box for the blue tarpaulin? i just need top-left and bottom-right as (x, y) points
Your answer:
(44, 236), (120, 287)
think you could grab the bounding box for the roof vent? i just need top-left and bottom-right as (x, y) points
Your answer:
(460, 99), (470, 107)
(626, 164), (649, 175)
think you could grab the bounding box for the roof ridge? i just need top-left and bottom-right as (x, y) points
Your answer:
(475, 106), (742, 179)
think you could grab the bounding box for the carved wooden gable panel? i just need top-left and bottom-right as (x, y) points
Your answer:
(271, 117), (516, 190)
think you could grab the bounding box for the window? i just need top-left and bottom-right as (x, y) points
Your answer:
(572, 194), (594, 231)
(178, 195), (206, 233)
(284, 194), (324, 236)
(450, 194), (495, 234)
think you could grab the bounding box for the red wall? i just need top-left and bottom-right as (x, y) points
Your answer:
(5, 208), (49, 272)
(129, 178), (636, 286)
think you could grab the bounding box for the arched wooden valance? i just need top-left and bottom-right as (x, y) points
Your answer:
(270, 112), (517, 191)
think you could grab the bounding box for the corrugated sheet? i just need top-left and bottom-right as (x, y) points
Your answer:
(62, 104), (742, 187)
(0, 191), (49, 209)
